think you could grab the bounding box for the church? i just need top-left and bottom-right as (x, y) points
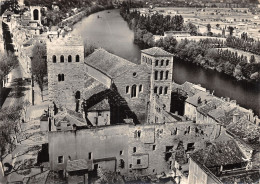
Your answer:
(47, 35), (177, 126)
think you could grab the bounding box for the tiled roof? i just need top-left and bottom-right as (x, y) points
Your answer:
(197, 98), (224, 116)
(185, 91), (213, 107)
(88, 99), (110, 111)
(141, 47), (173, 56)
(85, 48), (136, 79)
(83, 77), (108, 100)
(54, 109), (86, 127)
(191, 140), (245, 168)
(66, 159), (92, 172)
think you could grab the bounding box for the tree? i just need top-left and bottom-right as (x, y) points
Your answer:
(216, 24), (220, 29)
(228, 26), (235, 36)
(187, 22), (197, 36)
(31, 43), (47, 101)
(0, 51), (18, 82)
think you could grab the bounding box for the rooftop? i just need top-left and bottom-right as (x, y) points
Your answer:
(197, 98), (224, 116)
(191, 139), (245, 168)
(185, 91), (213, 107)
(67, 159), (92, 172)
(141, 47), (173, 57)
(87, 98), (110, 112)
(47, 36), (83, 46)
(85, 48), (136, 79)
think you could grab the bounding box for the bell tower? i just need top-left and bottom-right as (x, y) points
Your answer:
(141, 47), (174, 113)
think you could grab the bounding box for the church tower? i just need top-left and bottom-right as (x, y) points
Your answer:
(141, 47), (174, 122)
(47, 36), (85, 111)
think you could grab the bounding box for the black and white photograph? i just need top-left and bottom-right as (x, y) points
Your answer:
(0, 0), (259, 183)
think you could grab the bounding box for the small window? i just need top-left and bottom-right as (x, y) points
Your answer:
(120, 150), (123, 155)
(129, 164), (132, 168)
(137, 130), (141, 137)
(155, 60), (159, 66)
(98, 112), (102, 116)
(164, 87), (168, 95)
(60, 55), (64, 63)
(139, 85), (143, 92)
(131, 85), (137, 98)
(76, 55), (80, 62)
(154, 71), (158, 80)
(133, 72), (137, 77)
(52, 55), (56, 63)
(161, 60), (164, 66)
(133, 147), (136, 153)
(153, 145), (156, 150)
(160, 71), (164, 80)
(154, 86), (158, 94)
(126, 86), (129, 94)
(165, 71), (169, 80)
(166, 60), (169, 66)
(68, 55), (72, 62)
(61, 74), (64, 81)
(88, 152), (92, 160)
(159, 87), (163, 95)
(58, 74), (61, 81)
(137, 159), (141, 165)
(58, 156), (63, 163)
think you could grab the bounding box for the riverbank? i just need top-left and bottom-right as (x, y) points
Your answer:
(120, 8), (260, 83)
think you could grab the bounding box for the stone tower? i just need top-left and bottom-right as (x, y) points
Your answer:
(141, 47), (174, 113)
(47, 36), (85, 111)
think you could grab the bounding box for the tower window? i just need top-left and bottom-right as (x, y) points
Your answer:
(133, 147), (136, 153)
(58, 74), (61, 81)
(61, 74), (64, 81)
(60, 55), (64, 63)
(161, 60), (164, 66)
(160, 71), (164, 80)
(75, 91), (80, 99)
(139, 85), (143, 92)
(165, 71), (169, 80)
(154, 71), (158, 80)
(88, 152), (92, 160)
(68, 55), (72, 62)
(154, 86), (158, 94)
(155, 60), (159, 66)
(76, 55), (80, 62)
(126, 86), (129, 94)
(166, 60), (169, 66)
(159, 87), (163, 95)
(131, 85), (137, 98)
(164, 87), (168, 95)
(52, 55), (56, 63)
(137, 130), (141, 137)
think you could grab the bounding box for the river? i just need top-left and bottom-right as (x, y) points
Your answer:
(72, 9), (260, 116)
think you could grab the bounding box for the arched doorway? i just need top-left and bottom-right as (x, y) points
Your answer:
(33, 9), (39, 20)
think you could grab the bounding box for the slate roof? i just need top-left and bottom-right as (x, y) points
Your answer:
(141, 47), (173, 56)
(185, 91), (214, 107)
(66, 159), (92, 172)
(85, 48), (136, 79)
(191, 140), (245, 168)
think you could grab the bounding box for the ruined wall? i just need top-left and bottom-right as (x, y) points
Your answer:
(113, 65), (151, 124)
(47, 38), (85, 110)
(49, 125), (129, 173)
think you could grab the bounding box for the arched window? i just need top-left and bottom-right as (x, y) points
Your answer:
(75, 91), (80, 99)
(154, 71), (158, 80)
(165, 71), (169, 80)
(60, 55), (64, 63)
(61, 74), (64, 81)
(52, 55), (56, 63)
(33, 9), (39, 20)
(155, 60), (159, 66)
(76, 55), (80, 62)
(164, 87), (168, 94)
(137, 130), (141, 137)
(58, 74), (61, 81)
(139, 85), (143, 92)
(68, 55), (72, 62)
(159, 87), (163, 95)
(166, 60), (169, 66)
(160, 71), (164, 80)
(126, 86), (129, 94)
(154, 86), (158, 94)
(161, 60), (164, 66)
(131, 85), (137, 98)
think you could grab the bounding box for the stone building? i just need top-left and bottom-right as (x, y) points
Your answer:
(47, 36), (174, 125)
